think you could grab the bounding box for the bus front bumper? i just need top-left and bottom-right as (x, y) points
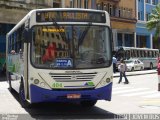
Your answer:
(30, 83), (112, 103)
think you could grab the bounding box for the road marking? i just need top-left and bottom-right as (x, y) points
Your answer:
(120, 91), (158, 97)
(113, 85), (160, 99)
(143, 93), (160, 98)
(112, 88), (149, 95)
(112, 86), (132, 90)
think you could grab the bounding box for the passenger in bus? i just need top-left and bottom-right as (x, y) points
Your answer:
(42, 42), (56, 63)
(118, 59), (129, 84)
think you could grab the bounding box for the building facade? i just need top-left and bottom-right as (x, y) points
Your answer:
(136, 0), (159, 49)
(0, 0), (56, 69)
(62, 0), (95, 9)
(96, 0), (137, 51)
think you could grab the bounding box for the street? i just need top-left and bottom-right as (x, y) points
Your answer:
(0, 70), (160, 119)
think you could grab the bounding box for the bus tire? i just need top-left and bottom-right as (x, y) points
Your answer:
(19, 81), (30, 108)
(8, 72), (13, 92)
(150, 63), (153, 70)
(80, 100), (97, 107)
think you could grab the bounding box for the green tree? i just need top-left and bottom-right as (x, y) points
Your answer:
(146, 3), (160, 38)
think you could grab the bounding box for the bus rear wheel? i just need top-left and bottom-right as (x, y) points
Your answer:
(80, 100), (97, 107)
(19, 81), (30, 108)
(8, 72), (14, 92)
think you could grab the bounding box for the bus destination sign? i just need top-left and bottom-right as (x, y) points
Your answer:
(36, 11), (106, 23)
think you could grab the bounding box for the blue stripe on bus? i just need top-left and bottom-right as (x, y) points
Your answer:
(30, 83), (112, 103)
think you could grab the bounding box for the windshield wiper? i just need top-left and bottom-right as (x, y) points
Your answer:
(52, 18), (67, 41)
(78, 22), (92, 45)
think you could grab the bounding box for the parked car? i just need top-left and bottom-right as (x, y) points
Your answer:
(118, 59), (144, 72)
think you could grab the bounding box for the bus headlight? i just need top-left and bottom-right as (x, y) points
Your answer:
(34, 79), (39, 84)
(106, 78), (111, 83)
(100, 79), (106, 86)
(40, 82), (45, 87)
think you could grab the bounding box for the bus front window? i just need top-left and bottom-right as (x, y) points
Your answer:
(31, 25), (112, 69)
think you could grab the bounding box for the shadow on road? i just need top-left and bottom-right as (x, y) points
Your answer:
(8, 89), (122, 119)
(0, 72), (6, 82)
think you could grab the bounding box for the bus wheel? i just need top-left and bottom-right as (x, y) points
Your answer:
(150, 63), (153, 70)
(80, 100), (97, 107)
(19, 82), (30, 108)
(8, 72), (13, 92)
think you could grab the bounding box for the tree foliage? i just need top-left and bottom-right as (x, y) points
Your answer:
(146, 3), (160, 38)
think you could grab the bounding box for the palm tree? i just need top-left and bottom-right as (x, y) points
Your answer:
(146, 3), (160, 38)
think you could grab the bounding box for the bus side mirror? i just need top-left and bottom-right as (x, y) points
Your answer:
(23, 29), (31, 43)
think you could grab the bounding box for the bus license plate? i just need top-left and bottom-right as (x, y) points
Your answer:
(67, 94), (81, 99)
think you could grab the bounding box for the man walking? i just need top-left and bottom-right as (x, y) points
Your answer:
(112, 55), (117, 73)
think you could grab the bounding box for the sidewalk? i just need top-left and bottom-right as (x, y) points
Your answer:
(113, 69), (157, 77)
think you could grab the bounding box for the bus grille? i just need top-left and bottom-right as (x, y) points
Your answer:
(49, 73), (97, 82)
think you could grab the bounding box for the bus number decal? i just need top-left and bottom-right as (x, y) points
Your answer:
(52, 83), (63, 88)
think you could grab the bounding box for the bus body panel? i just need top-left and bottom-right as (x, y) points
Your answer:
(30, 83), (112, 103)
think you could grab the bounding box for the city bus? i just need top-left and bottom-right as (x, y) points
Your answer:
(6, 8), (113, 108)
(115, 46), (159, 69)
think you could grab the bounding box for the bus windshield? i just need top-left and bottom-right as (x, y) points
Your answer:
(31, 25), (112, 69)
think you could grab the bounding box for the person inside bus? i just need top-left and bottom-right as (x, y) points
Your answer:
(42, 42), (56, 63)
(118, 59), (129, 84)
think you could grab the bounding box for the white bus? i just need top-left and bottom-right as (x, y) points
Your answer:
(6, 8), (113, 108)
(115, 46), (159, 69)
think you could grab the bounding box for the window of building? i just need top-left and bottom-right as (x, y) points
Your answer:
(109, 4), (113, 16)
(152, 0), (157, 5)
(146, 0), (150, 3)
(146, 13), (150, 21)
(128, 9), (132, 18)
(138, 11), (143, 20)
(113, 5), (116, 16)
(84, 0), (88, 9)
(123, 8), (126, 17)
(104, 4), (107, 11)
(53, 2), (60, 8)
(118, 8), (121, 17)
(97, 4), (101, 10)
(70, 0), (73, 8)
(77, 0), (81, 8)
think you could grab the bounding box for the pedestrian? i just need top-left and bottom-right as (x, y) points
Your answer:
(118, 59), (129, 84)
(157, 58), (160, 69)
(112, 55), (117, 73)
